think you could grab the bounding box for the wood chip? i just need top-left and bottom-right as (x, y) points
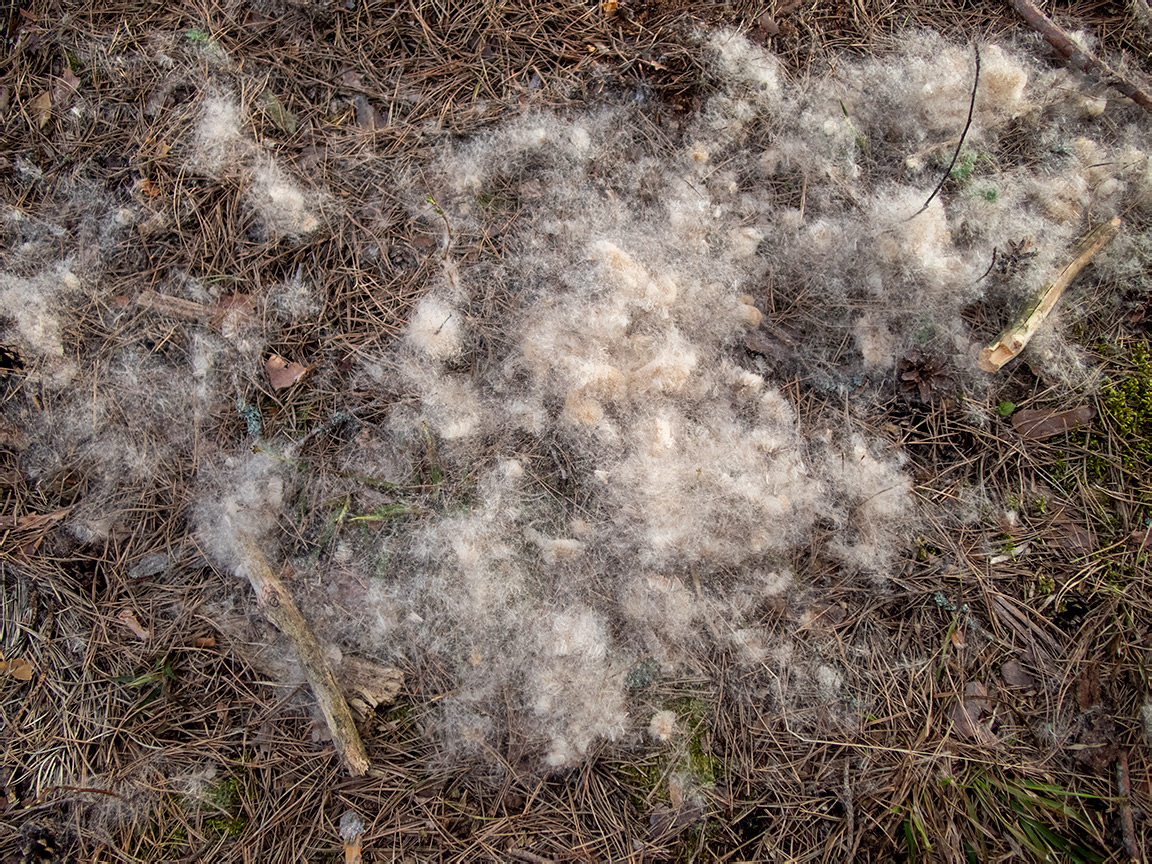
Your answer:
(980, 218), (1121, 371)
(118, 610), (151, 641)
(339, 810), (364, 864)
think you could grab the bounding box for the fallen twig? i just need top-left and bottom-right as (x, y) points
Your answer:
(979, 217), (1121, 372)
(907, 45), (980, 222)
(1010, 0), (1152, 115)
(1116, 753), (1143, 863)
(235, 536), (370, 775)
(340, 810), (365, 864)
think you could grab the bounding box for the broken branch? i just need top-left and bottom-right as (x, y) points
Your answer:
(979, 217), (1120, 372)
(235, 536), (370, 775)
(1010, 0), (1152, 115)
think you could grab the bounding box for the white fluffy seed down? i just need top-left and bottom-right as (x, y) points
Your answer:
(176, 28), (1152, 770)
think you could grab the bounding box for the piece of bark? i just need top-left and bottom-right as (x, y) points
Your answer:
(235, 536), (370, 775)
(136, 290), (213, 322)
(1011, 405), (1095, 439)
(340, 655), (403, 718)
(1011, 0), (1152, 114)
(980, 218), (1121, 372)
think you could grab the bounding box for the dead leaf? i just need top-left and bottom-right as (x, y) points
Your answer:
(757, 11), (780, 34)
(212, 293), (256, 330)
(30, 89), (51, 129)
(118, 610), (151, 641)
(136, 178), (162, 198)
(647, 799), (705, 843)
(1076, 663), (1101, 711)
(6, 657), (33, 682)
(0, 508), (68, 532)
(297, 145), (329, 172)
(1048, 512), (1096, 553)
(1001, 660), (1035, 690)
(352, 94), (383, 130)
(266, 353), (308, 390)
(950, 681), (996, 744)
(53, 68), (80, 105)
(216, 294), (255, 314)
(1012, 405), (1094, 439)
(989, 540), (1029, 565)
(744, 330), (789, 362)
(338, 67), (365, 90)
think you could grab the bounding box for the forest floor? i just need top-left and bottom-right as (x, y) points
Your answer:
(2, 0), (1152, 861)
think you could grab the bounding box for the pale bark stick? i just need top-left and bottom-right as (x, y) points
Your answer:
(1011, 0), (1152, 115)
(236, 536), (370, 775)
(980, 217), (1121, 373)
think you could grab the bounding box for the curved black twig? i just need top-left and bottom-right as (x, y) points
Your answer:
(906, 45), (981, 222)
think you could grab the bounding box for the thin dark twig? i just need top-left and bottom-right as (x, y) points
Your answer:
(906, 45), (981, 222)
(973, 248), (999, 285)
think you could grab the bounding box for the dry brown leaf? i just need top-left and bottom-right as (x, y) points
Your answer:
(950, 681), (996, 744)
(352, 94), (383, 130)
(0, 508), (68, 532)
(1049, 512), (1096, 553)
(30, 89), (51, 129)
(54, 68), (80, 105)
(756, 11), (780, 34)
(1001, 660), (1035, 690)
(266, 353), (309, 389)
(212, 294), (257, 330)
(7, 656), (33, 682)
(1011, 405), (1094, 439)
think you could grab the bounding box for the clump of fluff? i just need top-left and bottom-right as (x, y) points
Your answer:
(249, 158), (321, 239)
(0, 260), (83, 380)
(172, 27), (1152, 771)
(189, 93), (322, 240)
(191, 92), (250, 176)
(194, 451), (286, 570)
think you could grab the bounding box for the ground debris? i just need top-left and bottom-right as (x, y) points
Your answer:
(1011, 405), (1095, 439)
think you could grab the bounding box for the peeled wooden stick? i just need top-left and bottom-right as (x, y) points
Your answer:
(979, 217), (1121, 372)
(1011, 0), (1152, 115)
(235, 535), (370, 775)
(339, 810), (365, 864)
